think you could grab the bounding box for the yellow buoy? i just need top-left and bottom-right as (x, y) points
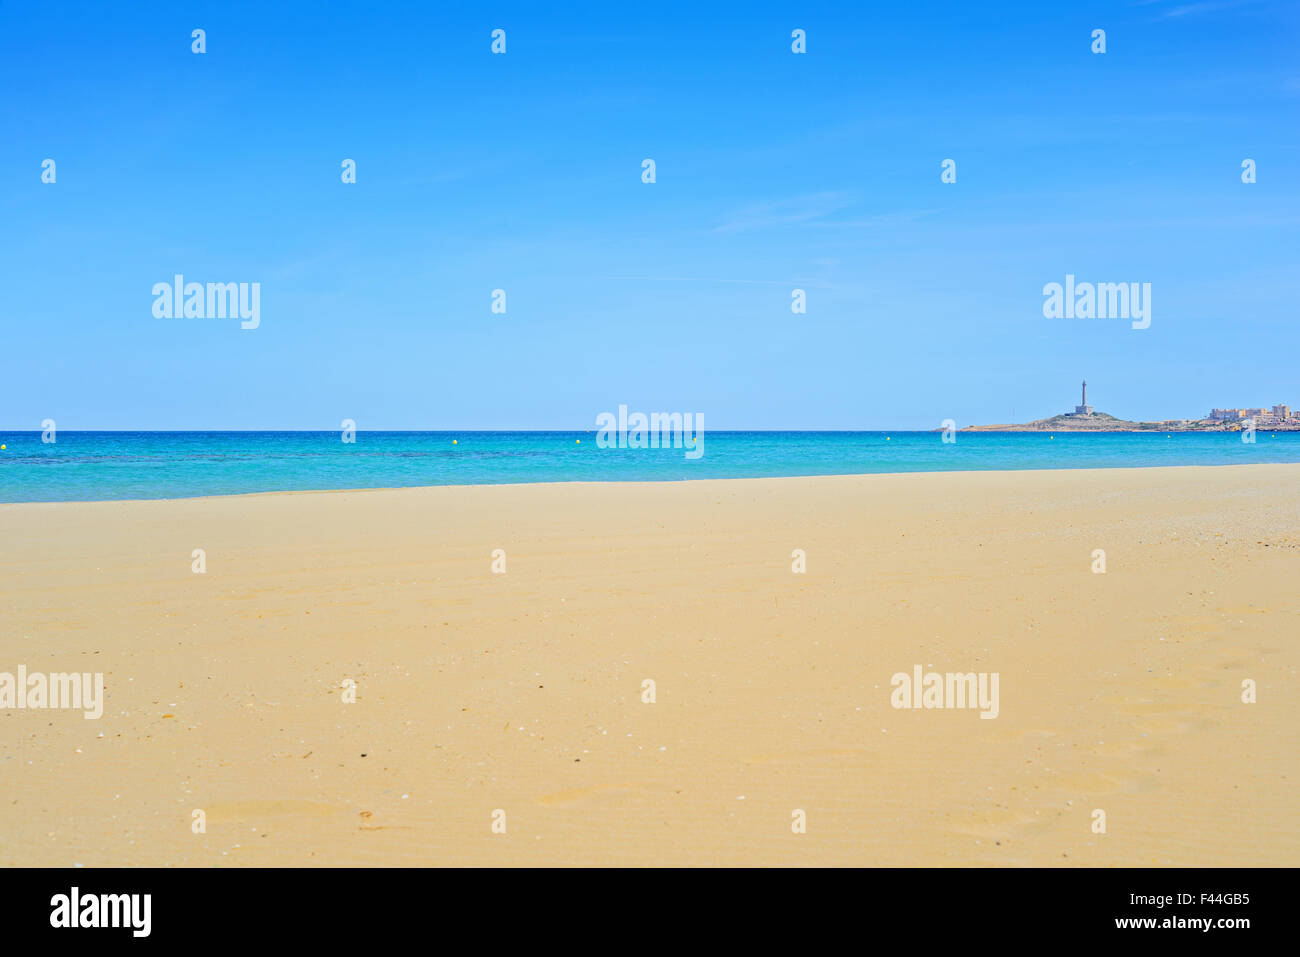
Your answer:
(575, 439), (580, 444)
(1, 444), (5, 450)
(452, 439), (457, 445)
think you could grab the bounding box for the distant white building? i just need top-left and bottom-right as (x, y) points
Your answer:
(1208, 405), (1294, 424)
(1208, 408), (1247, 422)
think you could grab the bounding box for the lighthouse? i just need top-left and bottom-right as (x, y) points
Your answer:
(1074, 379), (1094, 416)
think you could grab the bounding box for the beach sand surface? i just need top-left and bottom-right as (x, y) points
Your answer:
(1, 465), (1297, 866)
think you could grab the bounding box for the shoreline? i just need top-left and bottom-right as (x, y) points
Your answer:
(5, 460), (1300, 509)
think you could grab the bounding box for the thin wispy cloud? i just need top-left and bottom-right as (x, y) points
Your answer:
(805, 209), (939, 229)
(597, 275), (834, 288)
(1138, 0), (1268, 18)
(713, 194), (936, 234)
(712, 192), (857, 233)
(600, 276), (789, 284)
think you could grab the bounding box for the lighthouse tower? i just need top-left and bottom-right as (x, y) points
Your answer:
(1074, 379), (1094, 416)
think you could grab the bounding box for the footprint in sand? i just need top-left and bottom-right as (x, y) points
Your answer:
(741, 748), (875, 766)
(535, 783), (639, 807)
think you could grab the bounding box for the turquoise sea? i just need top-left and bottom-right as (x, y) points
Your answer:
(1, 431), (1298, 503)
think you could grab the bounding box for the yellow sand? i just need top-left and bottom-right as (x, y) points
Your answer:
(2, 465), (1296, 866)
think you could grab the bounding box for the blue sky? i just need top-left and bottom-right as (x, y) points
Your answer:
(2, 0), (1297, 429)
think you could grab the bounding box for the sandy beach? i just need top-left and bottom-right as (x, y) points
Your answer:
(1, 465), (1297, 867)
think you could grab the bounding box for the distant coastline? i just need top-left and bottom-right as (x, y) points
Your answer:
(965, 382), (1299, 432)
(964, 412), (1300, 433)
